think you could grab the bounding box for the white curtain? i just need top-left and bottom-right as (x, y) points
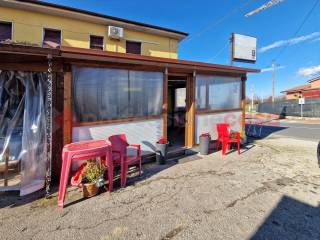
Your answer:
(0, 71), (47, 196)
(196, 75), (241, 110)
(72, 67), (163, 123)
(20, 72), (47, 196)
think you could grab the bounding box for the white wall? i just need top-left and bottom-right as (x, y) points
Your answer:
(72, 118), (163, 155)
(195, 111), (242, 144)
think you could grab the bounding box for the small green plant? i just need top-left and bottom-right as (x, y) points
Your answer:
(82, 160), (105, 184)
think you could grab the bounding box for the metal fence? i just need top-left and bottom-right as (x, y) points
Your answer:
(257, 98), (320, 118)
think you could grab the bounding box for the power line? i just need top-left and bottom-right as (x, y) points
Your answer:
(207, 41), (229, 62)
(274, 0), (320, 61)
(183, 0), (257, 43)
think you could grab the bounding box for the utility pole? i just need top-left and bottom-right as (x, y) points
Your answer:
(272, 60), (276, 102)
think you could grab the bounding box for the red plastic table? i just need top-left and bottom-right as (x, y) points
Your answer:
(58, 139), (112, 208)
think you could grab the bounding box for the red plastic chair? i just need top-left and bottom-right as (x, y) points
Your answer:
(216, 123), (241, 155)
(108, 134), (142, 188)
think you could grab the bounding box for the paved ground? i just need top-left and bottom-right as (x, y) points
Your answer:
(1, 136), (319, 240)
(246, 118), (320, 142)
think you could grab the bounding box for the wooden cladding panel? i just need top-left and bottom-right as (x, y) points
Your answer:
(185, 72), (195, 147)
(74, 115), (162, 127)
(63, 71), (72, 146)
(241, 76), (247, 132)
(163, 68), (168, 139)
(52, 72), (64, 181)
(196, 108), (243, 115)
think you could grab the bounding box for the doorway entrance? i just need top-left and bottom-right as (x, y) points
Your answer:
(167, 76), (187, 148)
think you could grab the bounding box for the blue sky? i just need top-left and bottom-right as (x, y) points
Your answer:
(45, 0), (320, 98)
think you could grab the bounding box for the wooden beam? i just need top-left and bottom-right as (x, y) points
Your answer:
(62, 52), (258, 75)
(0, 62), (63, 72)
(241, 76), (247, 133)
(190, 71), (196, 147)
(196, 108), (243, 115)
(163, 67), (168, 139)
(74, 115), (162, 127)
(185, 71), (196, 148)
(63, 70), (72, 146)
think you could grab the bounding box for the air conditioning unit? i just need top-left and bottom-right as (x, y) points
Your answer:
(108, 26), (124, 40)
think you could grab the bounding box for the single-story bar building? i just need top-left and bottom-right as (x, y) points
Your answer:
(0, 0), (259, 195)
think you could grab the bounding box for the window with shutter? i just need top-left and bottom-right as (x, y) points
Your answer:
(126, 41), (142, 54)
(0, 21), (12, 41)
(90, 35), (104, 50)
(43, 28), (61, 48)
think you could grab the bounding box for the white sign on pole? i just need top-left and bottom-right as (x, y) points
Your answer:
(298, 98), (305, 105)
(231, 33), (257, 63)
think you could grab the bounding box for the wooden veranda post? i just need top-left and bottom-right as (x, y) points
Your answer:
(241, 75), (247, 134)
(163, 67), (168, 139)
(185, 70), (196, 148)
(63, 66), (72, 146)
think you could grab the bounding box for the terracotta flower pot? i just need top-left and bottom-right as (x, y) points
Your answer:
(82, 182), (99, 198)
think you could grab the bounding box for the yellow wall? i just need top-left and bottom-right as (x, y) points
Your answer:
(0, 6), (178, 59)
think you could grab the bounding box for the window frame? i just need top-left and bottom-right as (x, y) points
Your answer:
(42, 27), (62, 48)
(0, 20), (13, 41)
(126, 40), (142, 55)
(72, 66), (164, 126)
(89, 34), (104, 50)
(195, 74), (243, 114)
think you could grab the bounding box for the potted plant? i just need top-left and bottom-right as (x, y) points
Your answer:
(82, 160), (105, 198)
(199, 132), (211, 155)
(155, 136), (168, 165)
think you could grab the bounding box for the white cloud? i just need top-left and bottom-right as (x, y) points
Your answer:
(259, 32), (320, 53)
(261, 65), (285, 72)
(312, 37), (320, 42)
(298, 65), (320, 77)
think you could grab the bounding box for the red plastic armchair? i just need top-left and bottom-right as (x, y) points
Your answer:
(108, 134), (142, 188)
(216, 123), (241, 155)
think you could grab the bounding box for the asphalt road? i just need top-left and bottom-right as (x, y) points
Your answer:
(246, 119), (320, 142)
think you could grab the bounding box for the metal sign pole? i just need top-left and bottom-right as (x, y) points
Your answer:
(299, 97), (305, 118)
(45, 54), (53, 198)
(230, 33), (234, 66)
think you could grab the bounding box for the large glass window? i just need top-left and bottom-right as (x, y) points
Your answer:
(196, 75), (241, 111)
(73, 67), (163, 123)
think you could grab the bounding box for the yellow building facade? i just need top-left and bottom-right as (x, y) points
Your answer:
(0, 2), (186, 59)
